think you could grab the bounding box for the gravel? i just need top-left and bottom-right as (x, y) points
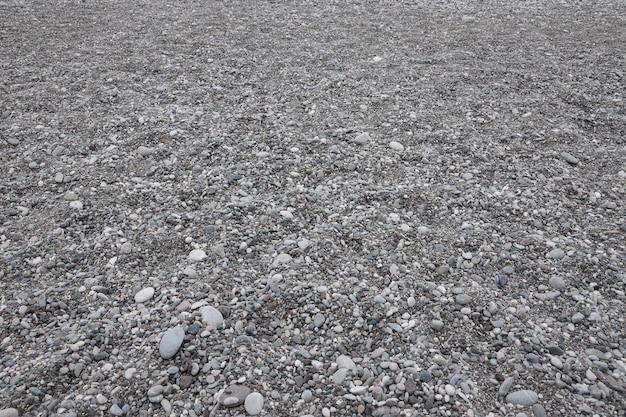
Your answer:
(1, 0), (626, 417)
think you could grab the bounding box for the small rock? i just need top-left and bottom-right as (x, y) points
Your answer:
(159, 326), (184, 359)
(389, 141), (404, 151)
(532, 404), (548, 417)
(336, 355), (357, 373)
(120, 242), (132, 254)
(147, 385), (164, 397)
(272, 253), (292, 267)
(301, 389), (313, 402)
(548, 276), (566, 290)
(350, 386), (367, 395)
(135, 287), (155, 303)
(189, 249), (207, 261)
(137, 146), (153, 156)
(244, 392), (264, 415)
(69, 201), (83, 209)
(313, 313), (326, 327)
(560, 152), (579, 165)
(417, 226), (429, 234)
(218, 385), (251, 407)
(0, 409), (19, 417)
(354, 132), (370, 144)
(430, 320), (444, 331)
(201, 305), (224, 329)
(498, 377), (514, 397)
(332, 368), (348, 385)
(546, 248), (565, 260)
(572, 312), (585, 323)
(63, 191), (78, 201)
(505, 390), (538, 406)
(110, 404), (124, 416)
(455, 294), (471, 305)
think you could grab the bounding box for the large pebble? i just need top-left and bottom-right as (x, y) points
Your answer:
(332, 368), (348, 385)
(244, 392), (264, 415)
(218, 385), (251, 407)
(546, 248), (565, 260)
(120, 242), (132, 254)
(455, 294), (471, 305)
(548, 276), (566, 290)
(389, 141), (404, 151)
(354, 132), (370, 144)
(560, 151), (579, 165)
(137, 146), (153, 156)
(336, 355), (357, 373)
(189, 249), (207, 261)
(505, 390), (538, 406)
(201, 306), (224, 329)
(134, 287), (155, 303)
(0, 409), (18, 417)
(532, 404), (548, 417)
(159, 326), (184, 359)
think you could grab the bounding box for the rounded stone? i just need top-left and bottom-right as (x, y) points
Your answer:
(244, 392), (264, 415)
(548, 276), (566, 290)
(505, 390), (538, 406)
(120, 242), (132, 254)
(0, 409), (19, 417)
(159, 326), (184, 359)
(389, 141), (404, 151)
(455, 294), (471, 305)
(201, 306), (224, 329)
(189, 249), (207, 261)
(137, 146), (153, 156)
(430, 320), (444, 331)
(134, 287), (155, 303)
(546, 248), (565, 260)
(313, 313), (326, 327)
(218, 385), (251, 407)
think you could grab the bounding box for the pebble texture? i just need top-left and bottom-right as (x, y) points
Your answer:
(0, 1), (625, 417)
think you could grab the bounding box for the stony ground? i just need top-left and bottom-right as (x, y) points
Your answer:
(1, 1), (625, 417)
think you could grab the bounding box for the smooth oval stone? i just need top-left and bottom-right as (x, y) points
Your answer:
(455, 294), (471, 305)
(137, 146), (153, 156)
(430, 320), (444, 331)
(189, 249), (207, 261)
(505, 390), (538, 406)
(135, 287), (155, 303)
(546, 248), (565, 260)
(548, 276), (566, 290)
(313, 313), (325, 327)
(201, 306), (224, 329)
(159, 327), (184, 359)
(332, 368), (348, 385)
(0, 409), (19, 417)
(244, 392), (264, 415)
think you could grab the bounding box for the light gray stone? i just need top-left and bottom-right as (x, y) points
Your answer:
(159, 327), (184, 359)
(505, 390), (538, 406)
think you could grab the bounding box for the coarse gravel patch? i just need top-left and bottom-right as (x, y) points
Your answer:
(1, 1), (626, 417)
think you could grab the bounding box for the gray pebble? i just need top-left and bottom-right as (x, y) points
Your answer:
(419, 370), (432, 382)
(336, 355), (357, 373)
(430, 320), (444, 331)
(546, 248), (565, 260)
(548, 276), (566, 290)
(218, 384), (251, 407)
(505, 390), (538, 406)
(502, 266), (514, 275)
(301, 389), (313, 402)
(0, 409), (18, 417)
(455, 294), (471, 305)
(572, 312), (585, 323)
(159, 327), (184, 359)
(560, 151), (579, 165)
(137, 146), (153, 156)
(498, 377), (514, 397)
(314, 313), (326, 327)
(332, 368), (348, 385)
(110, 404), (124, 416)
(532, 403), (548, 417)
(201, 306), (224, 329)
(244, 392), (264, 415)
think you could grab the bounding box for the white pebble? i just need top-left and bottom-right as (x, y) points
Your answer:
(189, 249), (207, 261)
(134, 287), (155, 303)
(389, 141), (404, 151)
(244, 392), (264, 415)
(354, 132), (370, 144)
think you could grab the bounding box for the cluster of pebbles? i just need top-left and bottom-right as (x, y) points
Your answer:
(1, 1), (625, 416)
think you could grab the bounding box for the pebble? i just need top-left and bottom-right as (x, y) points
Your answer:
(147, 385), (164, 397)
(548, 276), (566, 290)
(189, 249), (207, 261)
(314, 313), (326, 327)
(332, 368), (348, 385)
(69, 200), (83, 209)
(336, 355), (357, 373)
(63, 191), (78, 201)
(120, 242), (132, 254)
(134, 287), (155, 303)
(137, 146), (153, 156)
(572, 312), (585, 323)
(430, 319), (444, 331)
(272, 253), (292, 267)
(389, 141), (404, 151)
(498, 377), (514, 396)
(354, 132), (370, 144)
(532, 404), (548, 417)
(417, 226), (429, 234)
(0, 409), (18, 417)
(560, 151), (579, 165)
(302, 389), (313, 402)
(505, 390), (538, 406)
(350, 385), (367, 395)
(201, 306), (224, 329)
(219, 384), (251, 407)
(244, 392), (264, 415)
(455, 294), (471, 305)
(546, 248), (565, 260)
(110, 404), (123, 416)
(159, 326), (184, 359)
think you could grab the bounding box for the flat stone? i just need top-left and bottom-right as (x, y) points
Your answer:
(313, 313), (325, 327)
(244, 392), (264, 415)
(0, 409), (18, 417)
(389, 141), (404, 151)
(560, 152), (579, 165)
(159, 326), (184, 359)
(505, 390), (538, 406)
(110, 404), (124, 416)
(604, 374), (626, 392)
(430, 320), (444, 331)
(218, 384), (251, 407)
(354, 132), (370, 144)
(498, 377), (514, 397)
(572, 312), (585, 323)
(546, 248), (565, 260)
(134, 287), (155, 303)
(332, 368), (348, 385)
(147, 385), (164, 397)
(272, 253), (292, 267)
(201, 305), (224, 329)
(137, 146), (153, 156)
(120, 242), (132, 254)
(350, 386), (367, 395)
